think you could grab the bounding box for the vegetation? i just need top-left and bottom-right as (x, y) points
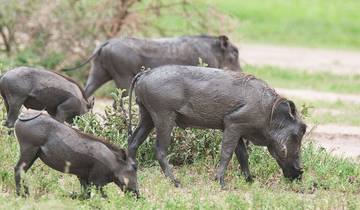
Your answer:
(0, 96), (359, 209)
(1, 0), (359, 209)
(247, 65), (360, 95)
(204, 0), (360, 49)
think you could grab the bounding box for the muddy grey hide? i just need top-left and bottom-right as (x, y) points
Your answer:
(127, 65), (307, 187)
(14, 112), (139, 198)
(0, 67), (94, 128)
(63, 35), (241, 97)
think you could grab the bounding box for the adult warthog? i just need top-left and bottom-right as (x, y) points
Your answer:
(127, 65), (306, 187)
(0, 67), (94, 128)
(14, 112), (139, 198)
(63, 35), (241, 97)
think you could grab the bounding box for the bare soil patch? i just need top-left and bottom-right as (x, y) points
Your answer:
(239, 43), (360, 75)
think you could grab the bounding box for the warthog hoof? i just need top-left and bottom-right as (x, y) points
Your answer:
(173, 179), (181, 188)
(215, 175), (225, 189)
(245, 175), (254, 183)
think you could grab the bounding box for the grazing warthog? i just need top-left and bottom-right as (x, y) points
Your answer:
(14, 112), (139, 198)
(0, 67), (94, 128)
(127, 65), (307, 187)
(63, 35), (241, 97)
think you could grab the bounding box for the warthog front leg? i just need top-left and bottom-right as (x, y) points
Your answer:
(215, 124), (241, 188)
(235, 138), (253, 182)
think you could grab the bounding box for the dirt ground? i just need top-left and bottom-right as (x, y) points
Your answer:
(92, 43), (360, 160)
(238, 43), (360, 75)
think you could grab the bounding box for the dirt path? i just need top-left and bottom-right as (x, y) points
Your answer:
(239, 43), (360, 75)
(309, 124), (360, 159)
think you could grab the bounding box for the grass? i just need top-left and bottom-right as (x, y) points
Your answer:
(0, 125), (359, 209)
(246, 65), (360, 94)
(136, 0), (360, 49)
(0, 79), (359, 209)
(201, 0), (360, 49)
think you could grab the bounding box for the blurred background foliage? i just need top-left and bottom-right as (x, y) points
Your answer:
(0, 0), (233, 82)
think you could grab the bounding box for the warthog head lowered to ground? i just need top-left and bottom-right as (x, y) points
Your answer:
(267, 99), (307, 179)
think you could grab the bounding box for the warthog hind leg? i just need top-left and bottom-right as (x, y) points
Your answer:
(153, 112), (180, 187)
(235, 138), (253, 182)
(14, 146), (39, 196)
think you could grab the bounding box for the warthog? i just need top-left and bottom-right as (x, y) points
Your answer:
(63, 35), (241, 97)
(14, 112), (139, 198)
(0, 67), (94, 128)
(127, 65), (307, 187)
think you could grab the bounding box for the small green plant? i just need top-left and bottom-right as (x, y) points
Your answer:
(300, 103), (314, 119)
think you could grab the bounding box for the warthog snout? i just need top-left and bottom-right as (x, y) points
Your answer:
(283, 165), (304, 181)
(124, 188), (140, 198)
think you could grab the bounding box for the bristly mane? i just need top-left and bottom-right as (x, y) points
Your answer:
(53, 72), (88, 101)
(74, 129), (126, 160)
(229, 70), (288, 124)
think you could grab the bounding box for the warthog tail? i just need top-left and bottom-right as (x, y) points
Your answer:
(127, 70), (147, 138)
(61, 41), (109, 72)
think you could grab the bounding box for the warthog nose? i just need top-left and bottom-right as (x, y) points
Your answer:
(126, 188), (140, 198)
(135, 190), (140, 199)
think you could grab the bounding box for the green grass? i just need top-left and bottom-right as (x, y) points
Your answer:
(246, 65), (360, 94)
(140, 0), (360, 49)
(0, 126), (359, 210)
(0, 97), (359, 209)
(203, 0), (360, 49)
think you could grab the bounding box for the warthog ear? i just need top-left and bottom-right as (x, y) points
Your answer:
(288, 100), (297, 118)
(219, 35), (229, 50)
(117, 149), (127, 162)
(87, 96), (95, 109)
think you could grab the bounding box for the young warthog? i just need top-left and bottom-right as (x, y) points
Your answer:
(63, 35), (241, 97)
(128, 65), (307, 187)
(0, 67), (94, 128)
(14, 112), (138, 198)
